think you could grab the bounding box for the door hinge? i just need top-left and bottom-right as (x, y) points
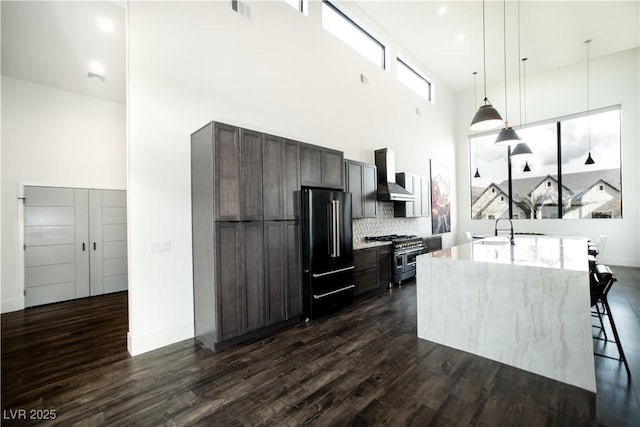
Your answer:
(24, 289), (27, 296)
(18, 197), (26, 204)
(23, 244), (26, 250)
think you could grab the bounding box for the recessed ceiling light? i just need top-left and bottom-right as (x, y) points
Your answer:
(438, 6), (447, 16)
(457, 33), (466, 42)
(97, 17), (114, 33)
(89, 61), (105, 74)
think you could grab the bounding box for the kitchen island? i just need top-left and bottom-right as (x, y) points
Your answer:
(416, 236), (596, 392)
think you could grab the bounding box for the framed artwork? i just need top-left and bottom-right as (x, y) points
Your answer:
(430, 159), (451, 234)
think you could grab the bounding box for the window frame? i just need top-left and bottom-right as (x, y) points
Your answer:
(321, 0), (386, 69)
(469, 105), (622, 220)
(396, 56), (433, 102)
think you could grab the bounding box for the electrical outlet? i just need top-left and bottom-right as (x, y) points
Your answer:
(149, 240), (171, 254)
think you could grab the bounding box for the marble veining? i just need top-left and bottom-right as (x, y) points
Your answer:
(416, 237), (596, 393)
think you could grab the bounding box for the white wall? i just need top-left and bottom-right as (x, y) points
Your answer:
(127, 0), (458, 355)
(1, 76), (126, 312)
(455, 48), (640, 267)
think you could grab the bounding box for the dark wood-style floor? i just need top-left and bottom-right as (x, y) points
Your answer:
(2, 267), (638, 426)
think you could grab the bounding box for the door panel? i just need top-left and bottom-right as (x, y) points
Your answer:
(324, 150), (344, 189)
(241, 129), (263, 220)
(263, 135), (284, 220)
(24, 186), (89, 307)
(24, 207), (74, 226)
(285, 221), (302, 319)
(25, 244), (74, 267)
(89, 189), (104, 296)
(283, 140), (301, 220)
(216, 223), (242, 341)
(25, 282), (76, 307)
(25, 263), (75, 287)
(104, 275), (128, 293)
(25, 226), (74, 246)
(103, 241), (127, 259)
(215, 124), (241, 220)
(102, 207), (127, 224)
(264, 221), (286, 325)
(242, 222), (265, 332)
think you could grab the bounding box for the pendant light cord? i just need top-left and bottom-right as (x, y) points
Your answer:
(482, 0), (488, 101)
(474, 72), (479, 169)
(586, 39), (591, 151)
(517, 0), (522, 127)
(503, 0), (508, 123)
(522, 57), (527, 127)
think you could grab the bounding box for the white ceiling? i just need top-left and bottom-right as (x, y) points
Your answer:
(354, 0), (640, 92)
(1, 1), (126, 103)
(1, 1), (638, 103)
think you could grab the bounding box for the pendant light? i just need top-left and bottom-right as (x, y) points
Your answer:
(523, 161), (531, 172)
(470, 0), (503, 131)
(473, 71), (481, 178)
(495, 0), (521, 145)
(511, 55), (533, 158)
(584, 39), (595, 165)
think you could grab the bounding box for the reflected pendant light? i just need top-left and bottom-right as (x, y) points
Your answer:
(523, 161), (531, 172)
(495, 0), (521, 145)
(511, 55), (533, 158)
(473, 71), (481, 178)
(584, 39), (595, 165)
(470, 0), (504, 131)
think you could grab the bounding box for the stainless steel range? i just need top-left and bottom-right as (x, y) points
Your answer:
(365, 235), (424, 285)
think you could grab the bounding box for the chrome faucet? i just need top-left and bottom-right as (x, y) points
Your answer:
(494, 218), (515, 245)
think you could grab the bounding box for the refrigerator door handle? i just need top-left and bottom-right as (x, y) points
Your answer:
(334, 200), (341, 258)
(329, 200), (339, 258)
(312, 265), (355, 278)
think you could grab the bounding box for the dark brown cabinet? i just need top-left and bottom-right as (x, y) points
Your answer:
(215, 222), (265, 342)
(394, 172), (430, 218)
(300, 143), (344, 189)
(192, 121), (304, 351)
(208, 123), (263, 221)
(263, 221), (302, 325)
(345, 160), (377, 219)
(353, 248), (379, 296)
(263, 135), (300, 220)
(378, 245), (392, 288)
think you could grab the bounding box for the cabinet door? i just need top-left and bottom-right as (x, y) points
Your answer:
(412, 175), (422, 217)
(241, 129), (263, 220)
(214, 123), (241, 221)
(346, 161), (364, 219)
(300, 144), (323, 187)
(421, 176), (430, 218)
(323, 149), (344, 189)
(353, 248), (379, 296)
(285, 220), (302, 318)
(242, 222), (265, 333)
(263, 134), (285, 220)
(283, 140), (301, 220)
(378, 246), (392, 288)
(264, 221), (286, 325)
(362, 164), (377, 218)
(216, 223), (243, 341)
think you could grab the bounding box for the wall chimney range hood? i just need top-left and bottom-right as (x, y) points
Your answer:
(374, 148), (418, 202)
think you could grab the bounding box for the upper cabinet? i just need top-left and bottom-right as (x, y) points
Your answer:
(263, 135), (301, 220)
(345, 159), (377, 219)
(300, 143), (344, 190)
(211, 123), (263, 221)
(394, 172), (430, 218)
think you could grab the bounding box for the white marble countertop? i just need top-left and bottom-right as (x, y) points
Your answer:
(428, 236), (588, 272)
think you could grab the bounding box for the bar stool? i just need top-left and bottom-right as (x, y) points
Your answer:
(590, 264), (630, 377)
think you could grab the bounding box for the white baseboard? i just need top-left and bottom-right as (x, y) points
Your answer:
(1, 298), (24, 314)
(127, 322), (194, 356)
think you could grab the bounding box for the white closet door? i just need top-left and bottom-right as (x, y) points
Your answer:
(89, 189), (128, 295)
(24, 186), (90, 307)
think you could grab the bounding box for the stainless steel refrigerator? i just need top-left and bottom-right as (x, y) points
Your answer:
(302, 188), (354, 320)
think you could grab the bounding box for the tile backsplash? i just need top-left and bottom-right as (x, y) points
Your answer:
(352, 202), (431, 242)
